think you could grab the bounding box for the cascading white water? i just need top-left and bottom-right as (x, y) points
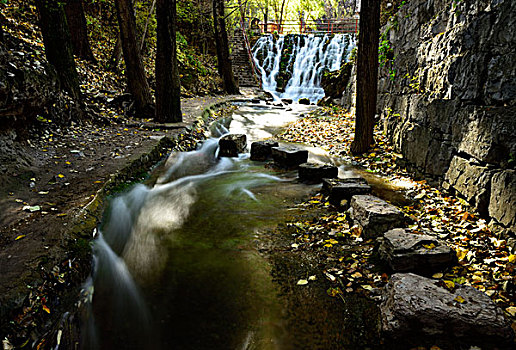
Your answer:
(252, 34), (356, 103)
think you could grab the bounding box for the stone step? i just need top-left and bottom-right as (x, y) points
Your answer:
(218, 134), (247, 158)
(322, 177), (371, 206)
(380, 273), (514, 348)
(271, 146), (309, 169)
(378, 228), (456, 272)
(250, 140), (279, 161)
(349, 194), (405, 238)
(298, 162), (338, 184)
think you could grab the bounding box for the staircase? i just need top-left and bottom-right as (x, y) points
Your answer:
(231, 30), (259, 87)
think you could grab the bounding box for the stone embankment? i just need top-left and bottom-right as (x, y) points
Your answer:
(375, 0), (516, 235)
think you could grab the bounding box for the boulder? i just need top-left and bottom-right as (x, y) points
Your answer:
(298, 163), (338, 183)
(281, 98), (293, 104)
(378, 228), (456, 272)
(218, 134), (247, 157)
(298, 97), (310, 105)
(349, 195), (404, 238)
(250, 140), (279, 161)
(322, 177), (371, 206)
(380, 273), (514, 349)
(271, 146), (308, 169)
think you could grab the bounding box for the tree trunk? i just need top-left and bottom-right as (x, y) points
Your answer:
(140, 0), (157, 52)
(114, 0), (153, 117)
(213, 0), (239, 94)
(64, 0), (96, 63)
(35, 0), (81, 102)
(108, 31), (123, 72)
(155, 0), (182, 123)
(0, 12), (5, 43)
(350, 0), (380, 155)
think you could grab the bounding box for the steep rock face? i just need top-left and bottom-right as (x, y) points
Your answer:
(376, 0), (516, 232)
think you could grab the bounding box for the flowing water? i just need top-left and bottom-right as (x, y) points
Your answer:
(82, 100), (410, 349)
(82, 103), (323, 349)
(252, 34), (356, 103)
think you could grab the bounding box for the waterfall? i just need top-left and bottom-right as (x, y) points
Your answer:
(252, 34), (356, 103)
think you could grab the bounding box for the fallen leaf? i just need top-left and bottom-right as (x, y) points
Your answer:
(423, 243), (436, 249)
(42, 305), (50, 313)
(432, 272), (444, 279)
(297, 279), (308, 286)
(15, 235), (26, 241)
(57, 174), (65, 178)
(506, 306), (516, 317)
(454, 295), (466, 303)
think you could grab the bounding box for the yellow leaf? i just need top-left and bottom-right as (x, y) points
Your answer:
(42, 305), (50, 313)
(456, 248), (468, 261)
(57, 174), (65, 178)
(454, 295), (465, 303)
(336, 216), (346, 221)
(432, 272), (444, 279)
(443, 280), (455, 290)
(297, 279), (308, 286)
(65, 161), (71, 165)
(15, 235), (26, 241)
(423, 243), (436, 249)
(506, 306), (516, 317)
(509, 255), (516, 264)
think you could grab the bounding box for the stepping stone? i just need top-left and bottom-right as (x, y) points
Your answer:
(271, 146), (308, 169)
(250, 140), (279, 161)
(349, 195), (404, 238)
(281, 98), (293, 104)
(298, 163), (338, 184)
(380, 273), (514, 349)
(218, 134), (247, 157)
(298, 97), (310, 105)
(322, 177), (371, 206)
(378, 228), (456, 272)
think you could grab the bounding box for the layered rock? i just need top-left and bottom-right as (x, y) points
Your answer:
(298, 163), (338, 184)
(349, 195), (405, 238)
(218, 134), (247, 157)
(380, 273), (514, 349)
(378, 228), (456, 272)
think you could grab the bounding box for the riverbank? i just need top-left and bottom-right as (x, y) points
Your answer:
(276, 106), (516, 341)
(0, 92), (256, 347)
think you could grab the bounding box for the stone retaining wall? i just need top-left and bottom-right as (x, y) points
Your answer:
(376, 0), (516, 233)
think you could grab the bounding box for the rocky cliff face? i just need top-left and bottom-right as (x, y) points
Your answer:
(377, 0), (516, 233)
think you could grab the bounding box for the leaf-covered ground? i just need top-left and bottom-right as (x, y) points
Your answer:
(278, 106), (516, 327)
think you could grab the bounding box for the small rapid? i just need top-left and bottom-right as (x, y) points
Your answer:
(252, 34), (356, 103)
(80, 103), (319, 349)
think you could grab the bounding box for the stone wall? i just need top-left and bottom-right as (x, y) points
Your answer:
(376, 0), (516, 233)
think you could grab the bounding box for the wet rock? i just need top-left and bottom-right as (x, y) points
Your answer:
(349, 195), (404, 238)
(271, 146), (308, 169)
(250, 140), (279, 161)
(281, 98), (293, 104)
(218, 134), (247, 157)
(489, 170), (516, 232)
(298, 163), (338, 184)
(322, 177), (371, 206)
(378, 228), (456, 272)
(298, 98), (310, 105)
(380, 273), (514, 349)
(251, 98), (261, 104)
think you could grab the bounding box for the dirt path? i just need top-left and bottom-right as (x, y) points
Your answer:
(0, 90), (257, 341)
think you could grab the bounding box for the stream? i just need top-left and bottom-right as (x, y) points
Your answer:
(82, 101), (400, 349)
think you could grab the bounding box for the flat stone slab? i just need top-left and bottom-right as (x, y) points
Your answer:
(250, 140), (279, 161)
(322, 177), (371, 206)
(298, 162), (338, 183)
(349, 195), (404, 238)
(271, 146), (308, 169)
(218, 134), (247, 157)
(378, 228), (456, 272)
(380, 273), (514, 348)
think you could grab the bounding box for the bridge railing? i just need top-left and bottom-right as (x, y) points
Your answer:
(259, 18), (359, 35)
